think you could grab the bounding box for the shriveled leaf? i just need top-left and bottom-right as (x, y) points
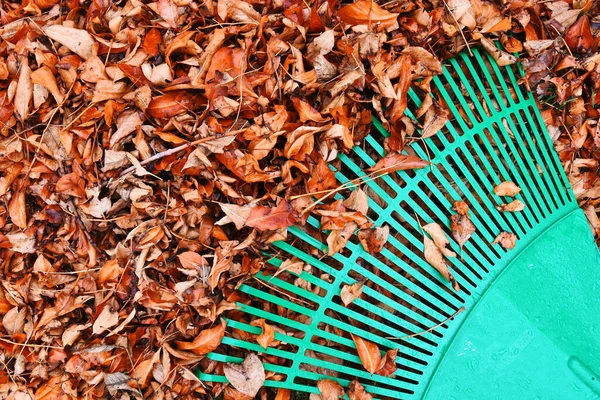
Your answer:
(14, 59), (32, 122)
(224, 353), (265, 397)
(497, 200), (526, 212)
(348, 380), (372, 400)
(565, 16), (593, 52)
(246, 200), (297, 231)
(424, 236), (459, 291)
(480, 37), (517, 66)
(327, 222), (357, 256)
(365, 153), (429, 174)
(217, 203), (252, 230)
(494, 181), (522, 197)
(157, 0), (179, 28)
(343, 188), (369, 216)
(250, 319), (276, 349)
(421, 102), (449, 138)
(423, 223), (456, 257)
(338, 0), (399, 29)
(175, 320), (226, 354)
(317, 379), (344, 400)
(358, 226), (389, 254)
(44, 25), (95, 60)
(340, 282), (364, 306)
(451, 201), (476, 249)
(376, 348), (398, 376)
(351, 334), (381, 374)
(92, 305), (119, 335)
(492, 232), (517, 249)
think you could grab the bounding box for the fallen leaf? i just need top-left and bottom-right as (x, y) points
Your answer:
(340, 282), (364, 306)
(348, 380), (372, 400)
(44, 25), (95, 60)
(451, 201), (476, 249)
(492, 232), (517, 249)
(365, 153), (428, 174)
(343, 188), (369, 216)
(424, 236), (460, 291)
(175, 319), (226, 355)
(565, 15), (593, 53)
(423, 222), (456, 257)
(217, 203), (252, 230)
(317, 379), (344, 400)
(480, 37), (517, 66)
(357, 226), (389, 253)
(224, 353), (265, 397)
(92, 305), (119, 335)
(250, 319), (276, 349)
(3, 307), (26, 335)
(246, 200), (297, 231)
(157, 0), (179, 29)
(351, 334), (381, 374)
(338, 0), (399, 29)
(8, 190), (27, 229)
(14, 58), (32, 122)
(497, 200), (526, 212)
(327, 222), (357, 256)
(376, 348), (398, 376)
(494, 181), (522, 197)
(421, 102), (449, 138)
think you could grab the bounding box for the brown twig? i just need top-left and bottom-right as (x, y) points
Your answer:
(386, 306), (466, 340)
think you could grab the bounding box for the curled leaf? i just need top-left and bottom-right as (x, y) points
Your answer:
(493, 232), (517, 249)
(424, 236), (460, 291)
(497, 200), (526, 212)
(351, 334), (381, 374)
(494, 181), (522, 197)
(338, 0), (399, 29)
(175, 320), (226, 355)
(224, 353), (265, 397)
(340, 282), (364, 306)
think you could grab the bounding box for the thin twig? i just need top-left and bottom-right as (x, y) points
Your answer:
(386, 306), (466, 340)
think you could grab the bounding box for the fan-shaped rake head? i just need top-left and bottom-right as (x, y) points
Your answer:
(198, 47), (600, 399)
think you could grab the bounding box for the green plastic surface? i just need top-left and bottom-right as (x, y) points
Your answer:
(198, 48), (600, 399)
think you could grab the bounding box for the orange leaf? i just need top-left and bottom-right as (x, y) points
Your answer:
(317, 379), (345, 400)
(147, 91), (204, 119)
(351, 334), (381, 374)
(8, 190), (27, 229)
(142, 28), (162, 56)
(338, 0), (399, 29)
(365, 153), (428, 174)
(157, 0), (179, 29)
(175, 320), (226, 355)
(348, 380), (373, 400)
(307, 156), (337, 192)
(291, 97), (328, 123)
(250, 319), (276, 349)
(565, 15), (593, 53)
(376, 348), (398, 376)
(246, 200), (297, 231)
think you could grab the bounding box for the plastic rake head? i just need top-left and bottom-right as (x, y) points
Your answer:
(198, 48), (600, 399)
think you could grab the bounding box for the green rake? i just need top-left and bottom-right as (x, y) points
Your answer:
(198, 48), (600, 399)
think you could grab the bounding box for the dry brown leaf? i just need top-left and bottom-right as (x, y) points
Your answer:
(423, 222), (456, 257)
(317, 379), (344, 400)
(44, 25), (95, 60)
(343, 188), (369, 216)
(338, 0), (399, 29)
(497, 200), (526, 212)
(327, 222), (357, 256)
(480, 37), (517, 66)
(421, 102), (449, 138)
(250, 319), (276, 349)
(365, 153), (429, 174)
(175, 319), (226, 354)
(8, 190), (27, 230)
(424, 236), (460, 291)
(492, 232), (517, 249)
(494, 181), (522, 197)
(3, 307), (26, 335)
(217, 203), (252, 230)
(92, 305), (119, 335)
(451, 202), (476, 249)
(340, 282), (364, 306)
(224, 353), (265, 397)
(351, 334), (381, 374)
(157, 0), (179, 28)
(246, 200), (297, 231)
(348, 380), (372, 400)
(358, 226), (389, 254)
(376, 348), (398, 376)
(15, 58), (32, 122)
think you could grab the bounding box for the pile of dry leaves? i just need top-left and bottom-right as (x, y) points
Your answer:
(0, 0), (598, 398)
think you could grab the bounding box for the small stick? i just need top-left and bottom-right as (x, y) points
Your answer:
(386, 306), (466, 340)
